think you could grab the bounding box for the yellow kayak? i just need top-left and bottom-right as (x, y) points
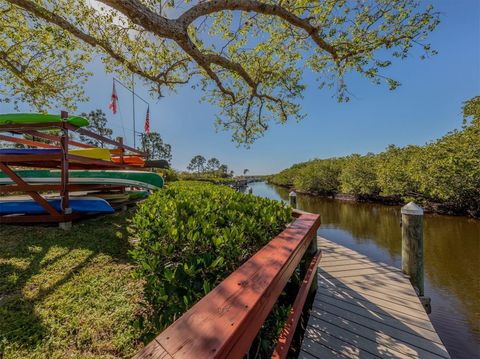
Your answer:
(69, 148), (112, 161)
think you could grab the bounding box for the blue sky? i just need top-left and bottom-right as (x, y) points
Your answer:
(1, 0), (478, 175)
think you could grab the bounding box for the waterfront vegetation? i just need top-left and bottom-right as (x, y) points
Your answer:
(0, 181), (292, 358)
(177, 172), (236, 185)
(270, 98), (480, 217)
(130, 182), (292, 346)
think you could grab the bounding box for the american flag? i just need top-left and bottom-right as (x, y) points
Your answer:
(144, 105), (150, 134)
(108, 81), (118, 114)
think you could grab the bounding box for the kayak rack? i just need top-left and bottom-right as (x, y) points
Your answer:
(0, 111), (147, 226)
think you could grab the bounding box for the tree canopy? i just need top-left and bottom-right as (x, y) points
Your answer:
(140, 131), (172, 163)
(1, 0), (439, 144)
(80, 109), (113, 147)
(206, 157), (221, 172)
(187, 154), (206, 173)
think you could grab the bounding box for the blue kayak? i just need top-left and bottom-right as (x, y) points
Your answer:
(0, 197), (114, 215)
(0, 148), (61, 155)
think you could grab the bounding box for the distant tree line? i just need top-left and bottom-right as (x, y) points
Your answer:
(186, 155), (233, 178)
(270, 97), (480, 217)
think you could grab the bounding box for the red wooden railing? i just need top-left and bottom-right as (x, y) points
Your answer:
(134, 212), (321, 359)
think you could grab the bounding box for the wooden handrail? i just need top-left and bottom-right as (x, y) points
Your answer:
(134, 212), (321, 359)
(16, 130), (95, 149)
(0, 153), (62, 162)
(0, 120), (145, 155)
(0, 134), (58, 149)
(65, 124), (146, 156)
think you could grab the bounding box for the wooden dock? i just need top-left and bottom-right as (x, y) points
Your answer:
(300, 237), (450, 359)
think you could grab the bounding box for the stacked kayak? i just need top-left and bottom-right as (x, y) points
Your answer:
(0, 148), (145, 167)
(0, 113), (89, 127)
(0, 113), (161, 219)
(112, 155), (145, 167)
(74, 191), (129, 205)
(127, 190), (149, 200)
(0, 197), (114, 215)
(70, 148), (112, 161)
(0, 170), (163, 190)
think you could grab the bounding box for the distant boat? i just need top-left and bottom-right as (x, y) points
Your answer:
(0, 170), (164, 190)
(0, 196), (114, 215)
(0, 113), (89, 127)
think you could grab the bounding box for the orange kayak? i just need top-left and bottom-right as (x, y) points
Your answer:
(112, 155), (145, 167)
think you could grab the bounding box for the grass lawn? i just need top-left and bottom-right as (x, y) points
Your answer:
(0, 209), (145, 358)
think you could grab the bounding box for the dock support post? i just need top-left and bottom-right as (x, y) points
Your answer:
(59, 208), (72, 230)
(289, 191), (297, 209)
(401, 202), (431, 313)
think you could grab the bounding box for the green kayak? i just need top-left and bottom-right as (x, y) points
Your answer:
(0, 170), (163, 190)
(0, 113), (89, 127)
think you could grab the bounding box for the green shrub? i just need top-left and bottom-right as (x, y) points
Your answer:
(157, 168), (179, 182)
(129, 181), (292, 330)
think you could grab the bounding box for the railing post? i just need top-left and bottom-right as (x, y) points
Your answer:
(401, 202), (430, 313)
(308, 234), (318, 293)
(59, 111), (71, 230)
(289, 191), (297, 209)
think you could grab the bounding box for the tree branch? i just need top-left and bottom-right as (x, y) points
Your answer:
(177, 0), (338, 60)
(6, 0), (189, 86)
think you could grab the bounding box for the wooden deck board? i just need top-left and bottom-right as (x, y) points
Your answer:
(300, 237), (450, 359)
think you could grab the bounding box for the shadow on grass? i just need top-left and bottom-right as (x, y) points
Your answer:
(0, 209), (138, 355)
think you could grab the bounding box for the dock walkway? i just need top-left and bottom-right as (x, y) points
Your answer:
(300, 237), (450, 359)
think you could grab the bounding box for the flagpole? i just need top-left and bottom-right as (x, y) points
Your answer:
(132, 74), (136, 148)
(111, 77), (150, 147)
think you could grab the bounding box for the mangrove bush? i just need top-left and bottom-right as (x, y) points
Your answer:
(130, 181), (292, 331)
(270, 98), (480, 217)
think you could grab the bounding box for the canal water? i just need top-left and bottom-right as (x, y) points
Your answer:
(248, 181), (480, 358)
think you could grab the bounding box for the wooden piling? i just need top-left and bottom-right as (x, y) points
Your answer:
(289, 191), (297, 209)
(401, 202), (424, 296)
(401, 202), (431, 312)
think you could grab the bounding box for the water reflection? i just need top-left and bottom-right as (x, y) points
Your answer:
(248, 182), (480, 358)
